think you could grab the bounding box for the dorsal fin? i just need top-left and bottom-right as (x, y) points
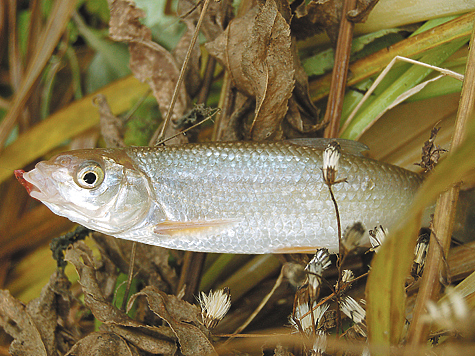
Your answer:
(287, 138), (369, 156)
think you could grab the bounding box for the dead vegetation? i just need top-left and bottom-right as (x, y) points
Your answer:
(1, 0), (475, 355)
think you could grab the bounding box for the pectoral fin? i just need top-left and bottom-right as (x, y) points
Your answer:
(153, 219), (238, 236)
(273, 246), (320, 254)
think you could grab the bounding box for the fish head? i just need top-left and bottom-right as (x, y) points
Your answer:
(18, 149), (153, 235)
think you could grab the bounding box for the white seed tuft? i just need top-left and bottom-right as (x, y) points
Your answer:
(197, 287), (231, 329)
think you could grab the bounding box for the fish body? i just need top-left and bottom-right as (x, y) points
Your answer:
(17, 140), (423, 254)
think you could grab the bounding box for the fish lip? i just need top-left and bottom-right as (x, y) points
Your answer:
(20, 166), (60, 202)
(14, 169), (40, 196)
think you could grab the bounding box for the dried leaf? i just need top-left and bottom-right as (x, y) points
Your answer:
(172, 20), (202, 98)
(64, 241), (178, 354)
(0, 290), (48, 356)
(0, 271), (72, 356)
(293, 0), (342, 42)
(93, 94), (125, 148)
(242, 0), (294, 140)
(105, 324), (177, 355)
(177, 0), (229, 42)
(205, 8), (259, 97)
(130, 286), (217, 356)
(347, 0), (380, 23)
(108, 0), (188, 144)
(207, 1), (295, 140)
(26, 271), (73, 355)
(92, 234), (178, 293)
(65, 331), (141, 356)
(64, 241), (132, 323)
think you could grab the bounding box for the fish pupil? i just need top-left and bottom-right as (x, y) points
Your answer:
(83, 172), (97, 184)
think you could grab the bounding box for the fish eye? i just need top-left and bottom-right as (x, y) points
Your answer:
(75, 161), (104, 189)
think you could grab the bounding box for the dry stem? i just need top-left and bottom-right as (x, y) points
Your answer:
(406, 17), (475, 348)
(323, 0), (358, 138)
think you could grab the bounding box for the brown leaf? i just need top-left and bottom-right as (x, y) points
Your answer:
(64, 241), (179, 354)
(65, 331), (141, 356)
(105, 324), (177, 355)
(292, 0), (379, 42)
(205, 8), (259, 97)
(172, 20), (202, 98)
(108, 0), (188, 144)
(242, 0), (295, 140)
(0, 290), (48, 356)
(92, 233), (179, 293)
(177, 0), (229, 42)
(26, 271), (74, 355)
(207, 1), (295, 140)
(0, 271), (72, 356)
(64, 241), (132, 324)
(129, 286), (217, 356)
(93, 94), (125, 148)
(292, 0), (343, 43)
(347, 0), (380, 23)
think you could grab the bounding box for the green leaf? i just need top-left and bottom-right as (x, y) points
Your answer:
(366, 120), (475, 350)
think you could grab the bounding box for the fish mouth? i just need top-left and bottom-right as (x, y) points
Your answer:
(17, 166), (60, 202)
(14, 170), (40, 196)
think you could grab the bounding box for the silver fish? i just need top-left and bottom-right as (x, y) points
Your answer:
(15, 140), (422, 254)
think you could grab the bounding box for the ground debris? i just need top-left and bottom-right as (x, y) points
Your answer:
(0, 271), (74, 356)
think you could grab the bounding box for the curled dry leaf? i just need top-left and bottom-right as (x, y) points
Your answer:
(0, 290), (48, 356)
(347, 0), (381, 23)
(293, 0), (380, 42)
(104, 324), (177, 355)
(243, 0), (295, 140)
(93, 94), (125, 148)
(129, 286), (217, 356)
(0, 271), (72, 356)
(205, 7), (259, 97)
(93, 233), (179, 293)
(207, 0), (295, 140)
(64, 241), (178, 354)
(64, 241), (135, 323)
(177, 0), (229, 42)
(293, 0), (343, 42)
(173, 20), (202, 98)
(65, 331), (141, 356)
(107, 0), (188, 144)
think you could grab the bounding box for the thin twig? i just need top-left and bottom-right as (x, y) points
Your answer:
(121, 241), (137, 311)
(328, 185), (343, 334)
(225, 267), (285, 343)
(150, 0), (213, 145)
(123, 89), (152, 124)
(154, 108), (220, 146)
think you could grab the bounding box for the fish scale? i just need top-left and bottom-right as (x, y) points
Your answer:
(17, 140), (423, 254)
(124, 141), (422, 253)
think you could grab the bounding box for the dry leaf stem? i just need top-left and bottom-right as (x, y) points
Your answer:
(176, 252), (207, 303)
(212, 71), (235, 141)
(152, 0), (213, 145)
(407, 18), (475, 348)
(323, 0), (357, 138)
(225, 268), (285, 344)
(196, 56), (217, 104)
